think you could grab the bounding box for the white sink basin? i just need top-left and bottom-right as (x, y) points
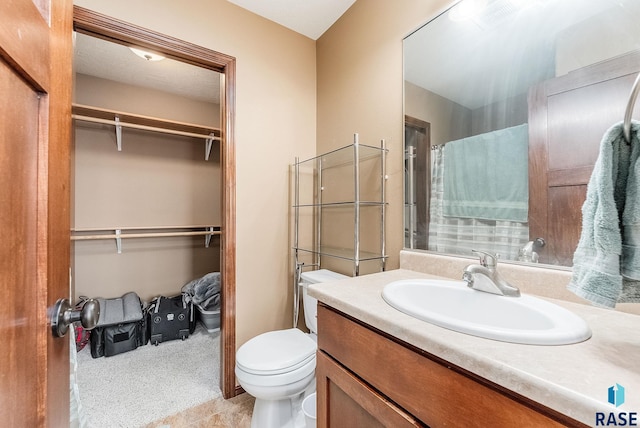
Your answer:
(382, 279), (591, 345)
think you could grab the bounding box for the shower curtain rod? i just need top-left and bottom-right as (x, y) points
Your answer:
(623, 72), (640, 143)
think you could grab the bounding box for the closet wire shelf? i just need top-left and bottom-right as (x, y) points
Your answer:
(71, 225), (221, 254)
(72, 104), (222, 160)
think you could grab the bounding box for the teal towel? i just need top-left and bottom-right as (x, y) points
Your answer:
(568, 121), (640, 308)
(442, 124), (528, 222)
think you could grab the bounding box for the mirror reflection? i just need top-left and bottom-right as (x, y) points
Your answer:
(403, 0), (640, 266)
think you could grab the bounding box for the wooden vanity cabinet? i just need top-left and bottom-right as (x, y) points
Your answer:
(316, 304), (588, 428)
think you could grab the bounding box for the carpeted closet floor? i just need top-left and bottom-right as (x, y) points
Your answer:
(75, 325), (250, 427)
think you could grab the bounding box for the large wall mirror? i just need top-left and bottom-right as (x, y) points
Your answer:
(403, 0), (640, 267)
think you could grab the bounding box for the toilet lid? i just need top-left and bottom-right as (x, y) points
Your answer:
(236, 328), (317, 375)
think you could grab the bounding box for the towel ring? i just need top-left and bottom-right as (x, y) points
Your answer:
(623, 72), (640, 143)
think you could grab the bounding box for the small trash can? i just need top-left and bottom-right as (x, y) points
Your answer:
(302, 392), (316, 428)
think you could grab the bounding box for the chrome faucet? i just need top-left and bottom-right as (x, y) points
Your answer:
(462, 250), (521, 297)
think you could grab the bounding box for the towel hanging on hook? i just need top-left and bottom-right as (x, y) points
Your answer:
(623, 72), (640, 144)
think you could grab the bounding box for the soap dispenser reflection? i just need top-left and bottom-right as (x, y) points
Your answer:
(518, 238), (546, 263)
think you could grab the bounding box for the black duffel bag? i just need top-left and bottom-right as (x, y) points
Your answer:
(90, 292), (147, 358)
(147, 294), (192, 345)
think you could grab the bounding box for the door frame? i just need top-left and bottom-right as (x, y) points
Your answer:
(73, 6), (238, 399)
(404, 115), (430, 250)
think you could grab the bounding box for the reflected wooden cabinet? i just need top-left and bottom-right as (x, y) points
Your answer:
(316, 304), (587, 428)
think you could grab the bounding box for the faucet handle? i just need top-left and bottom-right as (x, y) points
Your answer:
(471, 250), (498, 269)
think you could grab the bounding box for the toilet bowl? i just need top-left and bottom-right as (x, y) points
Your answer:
(236, 328), (316, 428)
(235, 269), (348, 428)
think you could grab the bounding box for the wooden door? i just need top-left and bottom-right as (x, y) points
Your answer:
(528, 51), (640, 266)
(0, 1), (73, 426)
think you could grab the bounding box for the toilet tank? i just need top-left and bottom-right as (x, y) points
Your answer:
(300, 269), (348, 335)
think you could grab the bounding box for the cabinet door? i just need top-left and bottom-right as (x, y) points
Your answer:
(316, 351), (424, 428)
(318, 305), (582, 428)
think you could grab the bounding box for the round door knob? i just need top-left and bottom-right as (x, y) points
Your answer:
(51, 298), (101, 338)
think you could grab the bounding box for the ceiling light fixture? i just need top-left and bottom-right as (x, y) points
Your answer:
(129, 47), (165, 61)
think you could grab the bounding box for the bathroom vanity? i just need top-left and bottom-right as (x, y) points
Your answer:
(311, 269), (640, 427)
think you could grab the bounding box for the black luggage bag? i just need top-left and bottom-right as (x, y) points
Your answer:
(147, 294), (193, 345)
(90, 292), (148, 358)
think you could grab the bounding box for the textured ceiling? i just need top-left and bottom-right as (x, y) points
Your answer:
(74, 32), (220, 104)
(227, 0), (356, 40)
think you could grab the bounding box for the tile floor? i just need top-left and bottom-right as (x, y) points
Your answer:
(145, 393), (254, 428)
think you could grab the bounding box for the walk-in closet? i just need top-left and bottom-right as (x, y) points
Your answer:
(70, 28), (224, 426)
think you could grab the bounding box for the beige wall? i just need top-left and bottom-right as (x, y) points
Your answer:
(75, 74), (220, 126)
(317, 0), (454, 270)
(405, 80), (530, 144)
(74, 0), (317, 347)
(471, 93), (528, 135)
(404, 80), (472, 146)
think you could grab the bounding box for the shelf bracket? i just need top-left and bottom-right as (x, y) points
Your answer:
(115, 116), (122, 151)
(115, 229), (122, 254)
(205, 133), (215, 161)
(205, 227), (214, 248)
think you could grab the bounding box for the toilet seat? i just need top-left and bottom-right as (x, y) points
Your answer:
(236, 357), (315, 388)
(236, 328), (317, 376)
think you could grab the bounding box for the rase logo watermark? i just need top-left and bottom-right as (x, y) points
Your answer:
(596, 384), (638, 426)
(610, 384), (626, 408)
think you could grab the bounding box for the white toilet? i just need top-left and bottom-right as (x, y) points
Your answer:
(235, 269), (347, 428)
